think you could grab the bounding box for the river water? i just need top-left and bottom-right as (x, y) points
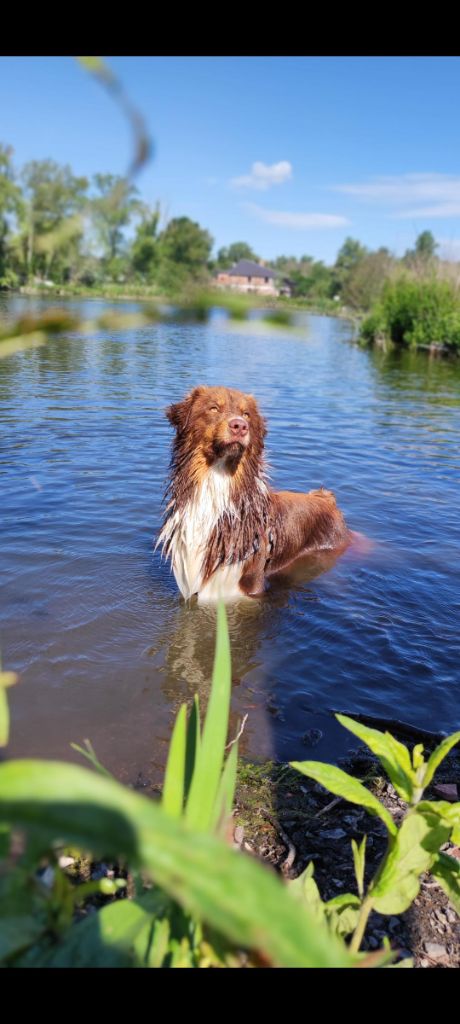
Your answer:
(1, 297), (459, 782)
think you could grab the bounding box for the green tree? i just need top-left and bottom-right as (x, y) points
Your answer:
(341, 248), (394, 309)
(290, 261), (333, 300)
(0, 145), (23, 287)
(158, 216), (213, 271)
(274, 255), (315, 277)
(216, 241), (259, 269)
(415, 231), (437, 259)
(335, 237), (368, 272)
(130, 204), (160, 279)
(19, 160), (88, 281)
(91, 174), (142, 274)
(404, 230), (438, 273)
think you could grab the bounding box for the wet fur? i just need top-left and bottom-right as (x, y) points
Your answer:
(158, 385), (350, 602)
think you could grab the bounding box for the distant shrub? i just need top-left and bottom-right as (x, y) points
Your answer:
(360, 277), (460, 351)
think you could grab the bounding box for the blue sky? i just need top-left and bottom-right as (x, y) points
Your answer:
(3, 56), (460, 264)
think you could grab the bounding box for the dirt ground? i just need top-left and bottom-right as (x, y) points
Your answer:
(234, 734), (460, 968)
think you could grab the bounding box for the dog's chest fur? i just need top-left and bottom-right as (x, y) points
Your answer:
(159, 466), (246, 603)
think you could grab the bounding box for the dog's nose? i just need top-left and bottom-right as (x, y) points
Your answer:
(228, 417), (248, 438)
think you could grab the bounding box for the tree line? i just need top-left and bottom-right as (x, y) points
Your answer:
(0, 143), (446, 306)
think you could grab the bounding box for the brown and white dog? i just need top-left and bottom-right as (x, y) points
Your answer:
(158, 385), (351, 603)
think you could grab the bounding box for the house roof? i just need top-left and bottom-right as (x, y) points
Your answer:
(227, 259), (277, 279)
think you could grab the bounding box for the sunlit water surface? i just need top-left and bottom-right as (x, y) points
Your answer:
(1, 297), (459, 782)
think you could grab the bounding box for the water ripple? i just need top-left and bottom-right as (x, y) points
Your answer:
(1, 298), (459, 773)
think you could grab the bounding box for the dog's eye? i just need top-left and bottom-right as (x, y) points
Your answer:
(209, 405), (219, 413)
(243, 412), (250, 419)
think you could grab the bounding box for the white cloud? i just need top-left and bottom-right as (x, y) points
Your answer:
(332, 174), (460, 219)
(393, 203), (460, 219)
(244, 203), (349, 229)
(230, 161), (292, 191)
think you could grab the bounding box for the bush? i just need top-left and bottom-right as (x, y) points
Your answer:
(360, 276), (460, 351)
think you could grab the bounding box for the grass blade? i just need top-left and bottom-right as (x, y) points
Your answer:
(209, 741), (239, 837)
(185, 603), (232, 831)
(184, 695), (200, 803)
(162, 704), (187, 818)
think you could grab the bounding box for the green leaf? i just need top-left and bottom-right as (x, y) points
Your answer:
(412, 744), (425, 771)
(351, 835), (367, 898)
(184, 695), (200, 803)
(76, 57), (114, 84)
(431, 852), (460, 915)
(289, 862), (325, 925)
(209, 741), (238, 837)
(0, 759), (353, 968)
(162, 704), (187, 819)
(423, 732), (460, 789)
(335, 714), (414, 802)
(371, 807), (451, 914)
(326, 893), (361, 910)
(417, 800), (460, 845)
(290, 760), (396, 836)
(0, 916), (47, 963)
(0, 663), (18, 748)
(70, 739), (112, 778)
(0, 822), (10, 858)
(0, 689), (9, 748)
(169, 936), (193, 968)
(185, 603), (232, 832)
(147, 916), (171, 968)
(32, 893), (163, 968)
(325, 894), (361, 938)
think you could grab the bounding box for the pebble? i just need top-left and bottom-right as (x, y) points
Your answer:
(58, 855), (75, 869)
(343, 815), (360, 826)
(433, 783), (458, 802)
(301, 729), (323, 748)
(233, 825), (244, 847)
(91, 863), (109, 880)
(424, 942), (447, 959)
(319, 828), (347, 840)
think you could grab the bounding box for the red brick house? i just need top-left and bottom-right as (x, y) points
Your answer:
(216, 259), (282, 296)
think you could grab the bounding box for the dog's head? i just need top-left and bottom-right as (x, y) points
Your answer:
(166, 385), (267, 470)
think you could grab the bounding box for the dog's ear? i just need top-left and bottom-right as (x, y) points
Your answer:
(248, 395), (267, 441)
(165, 400), (188, 429)
(165, 387), (203, 432)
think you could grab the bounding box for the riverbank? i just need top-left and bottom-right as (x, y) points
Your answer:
(13, 283), (358, 323)
(15, 283), (460, 352)
(63, 728), (460, 969)
(233, 730), (460, 968)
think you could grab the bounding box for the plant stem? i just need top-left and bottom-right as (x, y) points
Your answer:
(350, 895), (374, 953)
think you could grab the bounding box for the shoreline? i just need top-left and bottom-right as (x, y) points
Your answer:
(233, 729), (460, 968)
(5, 287), (458, 354)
